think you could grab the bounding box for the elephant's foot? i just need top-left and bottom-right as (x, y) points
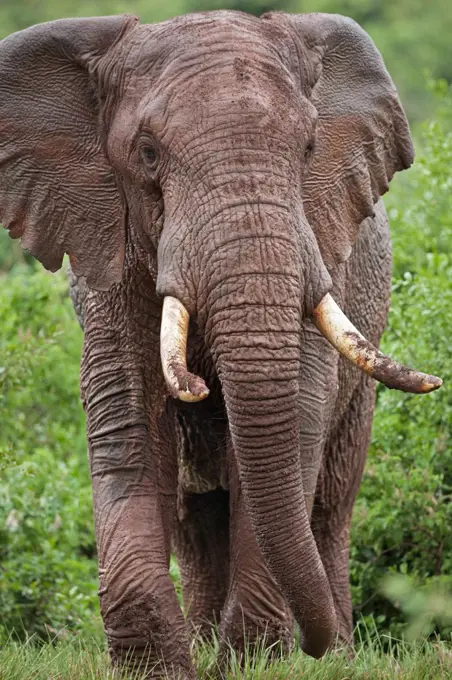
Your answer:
(184, 577), (228, 643)
(108, 636), (196, 680)
(109, 647), (195, 680)
(103, 591), (196, 680)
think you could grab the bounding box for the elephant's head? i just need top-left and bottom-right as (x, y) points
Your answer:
(0, 11), (442, 656)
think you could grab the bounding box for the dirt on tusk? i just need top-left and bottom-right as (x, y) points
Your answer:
(312, 293), (442, 394)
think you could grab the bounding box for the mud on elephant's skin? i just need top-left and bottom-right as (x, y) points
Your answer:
(0, 10), (442, 678)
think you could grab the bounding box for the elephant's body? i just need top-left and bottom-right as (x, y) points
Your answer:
(69, 199), (391, 667)
(2, 9), (434, 679)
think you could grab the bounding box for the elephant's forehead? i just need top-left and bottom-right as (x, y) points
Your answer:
(109, 12), (315, 146)
(123, 12), (297, 95)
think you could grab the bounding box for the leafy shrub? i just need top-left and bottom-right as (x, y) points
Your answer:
(389, 79), (452, 277)
(350, 84), (452, 639)
(0, 229), (35, 275)
(381, 573), (452, 640)
(0, 267), (100, 642)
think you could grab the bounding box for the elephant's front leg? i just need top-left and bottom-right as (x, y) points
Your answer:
(80, 276), (194, 679)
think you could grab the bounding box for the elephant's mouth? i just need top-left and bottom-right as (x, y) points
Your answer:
(159, 293), (442, 401)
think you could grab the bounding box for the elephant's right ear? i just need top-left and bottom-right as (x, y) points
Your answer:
(0, 15), (139, 290)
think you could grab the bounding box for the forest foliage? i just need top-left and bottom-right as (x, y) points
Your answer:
(0, 0), (451, 647)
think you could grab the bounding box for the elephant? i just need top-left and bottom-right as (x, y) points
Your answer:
(0, 10), (442, 679)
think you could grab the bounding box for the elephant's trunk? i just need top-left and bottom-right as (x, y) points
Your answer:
(212, 324), (338, 657)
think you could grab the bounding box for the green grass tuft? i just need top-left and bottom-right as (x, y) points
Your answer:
(0, 632), (451, 680)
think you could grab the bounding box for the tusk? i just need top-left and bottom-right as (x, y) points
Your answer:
(160, 296), (210, 403)
(312, 294), (442, 394)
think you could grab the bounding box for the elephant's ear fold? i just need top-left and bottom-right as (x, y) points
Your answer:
(0, 15), (138, 289)
(265, 13), (414, 269)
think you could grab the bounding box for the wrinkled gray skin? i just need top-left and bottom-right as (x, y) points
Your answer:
(0, 11), (414, 678)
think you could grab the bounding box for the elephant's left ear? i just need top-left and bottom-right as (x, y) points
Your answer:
(264, 12), (414, 269)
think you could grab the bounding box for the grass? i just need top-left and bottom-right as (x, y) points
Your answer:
(1, 632), (451, 680)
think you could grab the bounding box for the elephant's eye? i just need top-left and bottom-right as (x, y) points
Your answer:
(141, 145), (159, 170)
(304, 141), (314, 163)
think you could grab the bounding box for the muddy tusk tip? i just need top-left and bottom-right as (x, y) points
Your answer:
(416, 375), (443, 394)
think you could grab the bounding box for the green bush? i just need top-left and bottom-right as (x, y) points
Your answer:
(0, 267), (100, 642)
(350, 84), (452, 639)
(0, 230), (35, 275)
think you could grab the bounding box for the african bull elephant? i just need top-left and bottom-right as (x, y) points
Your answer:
(0, 10), (442, 679)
